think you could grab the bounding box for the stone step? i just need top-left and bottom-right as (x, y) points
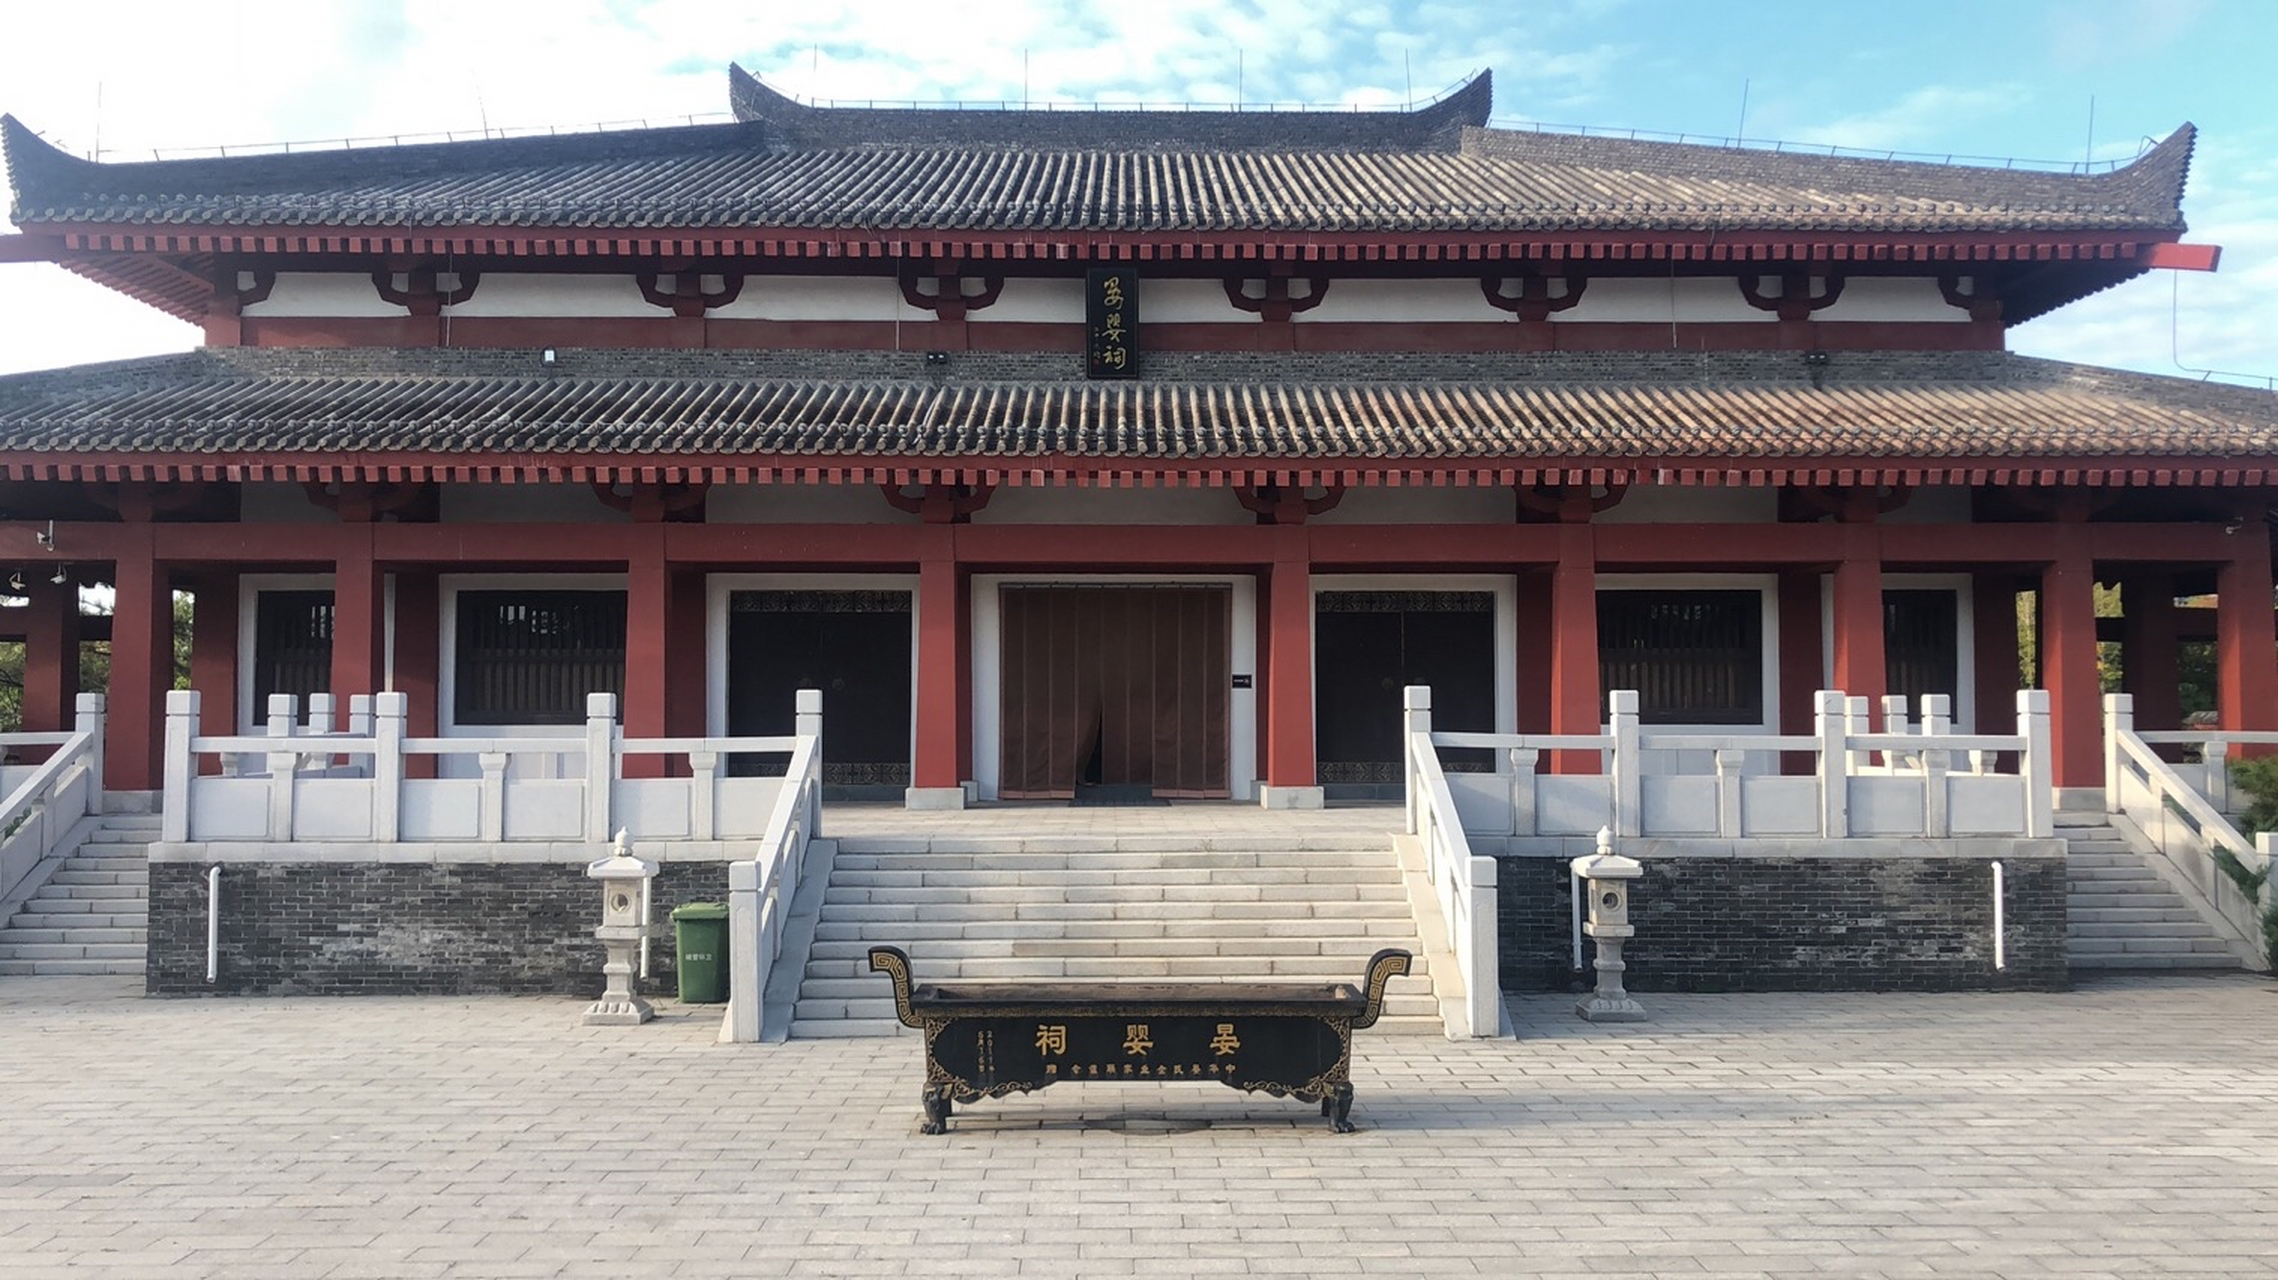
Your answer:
(2068, 890), (2205, 910)
(827, 866), (1405, 889)
(813, 911), (1420, 938)
(0, 926), (145, 946)
(45, 868), (149, 886)
(806, 951), (1434, 980)
(27, 883), (149, 902)
(811, 900), (1418, 926)
(10, 912), (147, 930)
(798, 962), (1435, 998)
(0, 941), (146, 961)
(2066, 864), (2180, 883)
(788, 1018), (918, 1039)
(0, 958), (144, 976)
(2066, 935), (2234, 956)
(823, 887), (1408, 913)
(2067, 920), (2227, 940)
(2063, 851), (2147, 868)
(808, 935), (1429, 961)
(793, 989), (1443, 1023)
(2069, 951), (2244, 970)
(833, 849), (1396, 871)
(2069, 906), (2221, 924)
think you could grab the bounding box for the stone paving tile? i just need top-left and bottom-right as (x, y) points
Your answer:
(1, 973), (2275, 1276)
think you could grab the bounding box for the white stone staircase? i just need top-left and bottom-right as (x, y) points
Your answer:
(2062, 811), (2243, 971)
(787, 833), (1442, 1038)
(0, 814), (160, 977)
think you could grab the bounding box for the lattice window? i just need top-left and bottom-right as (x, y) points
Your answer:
(252, 591), (332, 723)
(1885, 589), (1960, 711)
(1598, 590), (1763, 725)
(453, 590), (625, 725)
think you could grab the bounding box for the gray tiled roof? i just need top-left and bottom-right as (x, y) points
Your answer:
(1, 68), (2192, 236)
(1, 348), (2269, 473)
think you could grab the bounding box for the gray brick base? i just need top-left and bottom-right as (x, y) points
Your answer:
(147, 862), (731, 997)
(1497, 853), (2068, 994)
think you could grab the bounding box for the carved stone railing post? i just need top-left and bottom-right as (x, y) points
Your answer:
(372, 692), (406, 844)
(1608, 690), (1641, 838)
(1815, 690), (1849, 838)
(584, 693), (618, 843)
(2018, 689), (2054, 839)
(1402, 686), (1432, 836)
(1508, 747), (1539, 838)
(2104, 693), (2133, 814)
(689, 750), (719, 842)
(161, 690), (197, 841)
(76, 692), (106, 818)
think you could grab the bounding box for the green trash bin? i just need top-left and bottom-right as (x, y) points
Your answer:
(670, 902), (731, 1003)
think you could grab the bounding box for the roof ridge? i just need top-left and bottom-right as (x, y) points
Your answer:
(724, 64), (1490, 154)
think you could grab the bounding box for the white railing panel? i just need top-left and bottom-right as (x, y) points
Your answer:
(1738, 777), (1819, 836)
(1445, 772), (1511, 834)
(292, 779), (374, 840)
(1536, 777), (1614, 835)
(502, 780), (586, 840)
(1848, 777), (1928, 836)
(714, 777), (789, 839)
(612, 779), (694, 840)
(188, 779), (272, 841)
(400, 780), (482, 840)
(1949, 777), (2027, 835)
(1641, 777), (1717, 837)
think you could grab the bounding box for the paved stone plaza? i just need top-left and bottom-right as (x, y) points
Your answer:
(3, 973), (2274, 1278)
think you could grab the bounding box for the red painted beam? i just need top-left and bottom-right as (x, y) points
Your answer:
(2143, 242), (2221, 271)
(0, 233), (67, 263)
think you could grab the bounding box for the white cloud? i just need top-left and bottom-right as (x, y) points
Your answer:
(1785, 85), (2029, 155)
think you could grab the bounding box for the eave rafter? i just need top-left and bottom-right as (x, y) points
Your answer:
(6, 452), (2270, 491)
(19, 221), (2198, 269)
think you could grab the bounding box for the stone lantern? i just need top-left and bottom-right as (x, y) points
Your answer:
(583, 829), (658, 1027)
(1571, 826), (1646, 1023)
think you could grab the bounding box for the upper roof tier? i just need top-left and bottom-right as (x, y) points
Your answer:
(2, 66), (2194, 237)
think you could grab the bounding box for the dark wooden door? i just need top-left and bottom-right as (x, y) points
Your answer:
(726, 590), (911, 794)
(1314, 591), (1496, 786)
(999, 585), (1231, 799)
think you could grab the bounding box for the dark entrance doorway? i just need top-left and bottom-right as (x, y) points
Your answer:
(1314, 590), (1497, 797)
(999, 585), (1232, 800)
(725, 589), (912, 798)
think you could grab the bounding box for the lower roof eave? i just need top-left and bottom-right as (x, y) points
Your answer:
(5, 452), (2275, 490)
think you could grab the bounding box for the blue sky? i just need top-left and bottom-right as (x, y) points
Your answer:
(1, 0), (2270, 382)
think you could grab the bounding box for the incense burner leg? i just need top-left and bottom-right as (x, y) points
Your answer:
(1326, 1082), (1356, 1134)
(920, 1085), (953, 1135)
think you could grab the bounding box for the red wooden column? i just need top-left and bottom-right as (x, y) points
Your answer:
(185, 574), (239, 751)
(1515, 567), (1553, 734)
(2119, 573), (2182, 732)
(1776, 570), (1823, 773)
(1972, 575), (2021, 734)
(909, 533), (966, 809)
(1828, 524), (1887, 715)
(393, 572), (441, 779)
(622, 524), (672, 778)
(2216, 530), (2278, 742)
(1546, 525), (1599, 773)
(19, 574), (81, 733)
(106, 532), (173, 793)
(669, 567), (708, 740)
(1261, 527), (1319, 805)
(2040, 523), (2102, 789)
(330, 525), (385, 707)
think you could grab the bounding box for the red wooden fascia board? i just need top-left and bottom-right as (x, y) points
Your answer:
(6, 451), (2272, 491)
(25, 219), (2199, 269)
